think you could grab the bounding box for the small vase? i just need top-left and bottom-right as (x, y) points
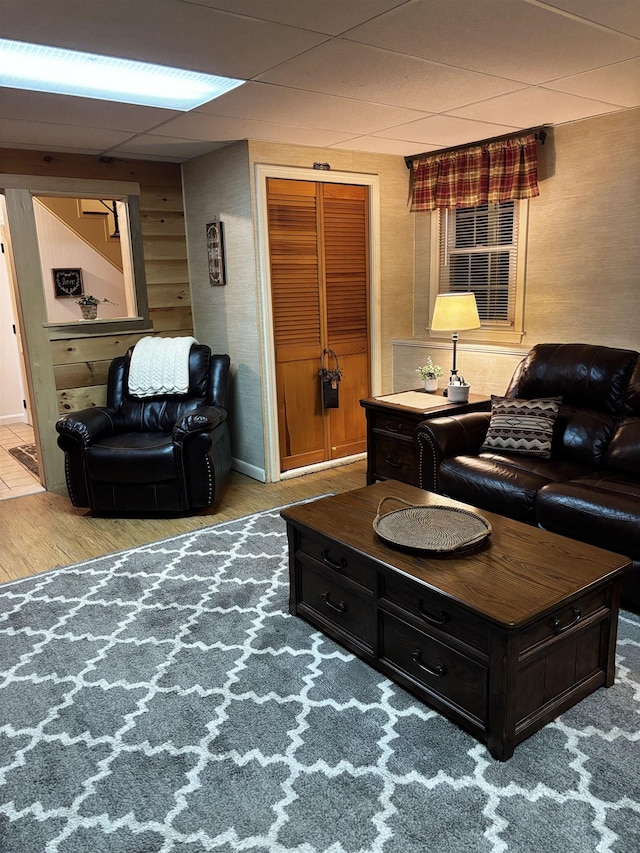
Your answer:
(424, 377), (438, 393)
(80, 304), (97, 320)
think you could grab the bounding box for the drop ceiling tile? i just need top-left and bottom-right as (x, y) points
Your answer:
(0, 0), (636, 163)
(374, 115), (520, 147)
(0, 117), (131, 153)
(107, 134), (228, 162)
(0, 88), (178, 132)
(197, 82), (432, 133)
(184, 0), (408, 35)
(0, 0), (329, 79)
(449, 87), (623, 127)
(542, 58), (640, 108)
(329, 135), (427, 156)
(542, 0), (640, 39)
(258, 41), (525, 112)
(345, 0), (640, 84)
(149, 112), (355, 147)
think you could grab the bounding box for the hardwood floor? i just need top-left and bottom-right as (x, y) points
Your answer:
(0, 460), (367, 584)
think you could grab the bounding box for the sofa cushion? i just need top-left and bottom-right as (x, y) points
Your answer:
(536, 475), (640, 558)
(552, 403), (620, 468)
(604, 416), (640, 477)
(605, 359), (640, 477)
(507, 343), (638, 415)
(438, 454), (589, 524)
(87, 432), (176, 483)
(481, 396), (561, 459)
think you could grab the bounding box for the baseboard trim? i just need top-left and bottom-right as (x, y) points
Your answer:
(232, 453), (366, 484)
(232, 458), (266, 483)
(280, 453), (366, 481)
(0, 414), (28, 425)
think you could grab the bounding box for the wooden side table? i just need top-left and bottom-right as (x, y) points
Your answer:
(360, 389), (490, 486)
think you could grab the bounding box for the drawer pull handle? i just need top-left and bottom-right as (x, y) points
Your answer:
(552, 606), (581, 634)
(322, 591), (347, 614)
(385, 421), (402, 433)
(412, 650), (447, 678)
(416, 601), (450, 626)
(321, 550), (347, 571)
(385, 456), (402, 468)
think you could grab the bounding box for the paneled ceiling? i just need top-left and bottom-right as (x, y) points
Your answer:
(0, 0), (638, 163)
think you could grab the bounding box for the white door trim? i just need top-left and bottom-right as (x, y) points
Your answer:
(254, 164), (381, 483)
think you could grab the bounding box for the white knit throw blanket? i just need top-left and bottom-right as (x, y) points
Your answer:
(128, 336), (198, 398)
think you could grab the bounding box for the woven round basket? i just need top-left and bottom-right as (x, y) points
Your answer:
(373, 496), (491, 553)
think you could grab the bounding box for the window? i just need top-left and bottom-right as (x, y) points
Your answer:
(34, 194), (142, 326)
(432, 200), (527, 343)
(1, 177), (149, 336)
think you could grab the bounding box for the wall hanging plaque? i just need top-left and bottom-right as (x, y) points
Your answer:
(53, 268), (83, 298)
(206, 220), (226, 286)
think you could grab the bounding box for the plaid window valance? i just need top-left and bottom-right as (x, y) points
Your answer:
(410, 133), (540, 211)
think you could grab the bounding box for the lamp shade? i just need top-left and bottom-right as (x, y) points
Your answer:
(431, 293), (481, 331)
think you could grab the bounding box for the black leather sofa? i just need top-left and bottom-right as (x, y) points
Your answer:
(416, 343), (640, 610)
(56, 344), (231, 513)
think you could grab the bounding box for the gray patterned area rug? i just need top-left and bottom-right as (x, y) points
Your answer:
(1, 505), (639, 853)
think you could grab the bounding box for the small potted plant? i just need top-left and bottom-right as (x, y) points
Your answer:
(76, 294), (116, 320)
(416, 357), (443, 392)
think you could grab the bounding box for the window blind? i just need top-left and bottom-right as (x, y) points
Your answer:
(439, 201), (518, 324)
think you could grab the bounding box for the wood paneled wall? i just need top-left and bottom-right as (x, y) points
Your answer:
(1, 148), (193, 491)
(1, 149), (192, 416)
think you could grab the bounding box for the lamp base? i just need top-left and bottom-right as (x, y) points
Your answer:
(447, 382), (470, 403)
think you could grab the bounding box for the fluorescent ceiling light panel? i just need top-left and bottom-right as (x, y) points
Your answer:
(0, 39), (244, 110)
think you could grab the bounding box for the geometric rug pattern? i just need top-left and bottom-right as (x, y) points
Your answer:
(0, 505), (639, 852)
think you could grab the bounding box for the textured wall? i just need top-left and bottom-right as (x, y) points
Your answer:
(182, 141), (265, 476)
(524, 109), (639, 349)
(394, 109), (640, 396)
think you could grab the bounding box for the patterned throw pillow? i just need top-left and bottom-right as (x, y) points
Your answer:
(481, 396), (562, 459)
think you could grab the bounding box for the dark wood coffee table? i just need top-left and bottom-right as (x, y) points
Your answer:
(282, 481), (630, 761)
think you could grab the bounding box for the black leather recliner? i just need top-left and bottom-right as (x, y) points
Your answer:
(56, 344), (231, 513)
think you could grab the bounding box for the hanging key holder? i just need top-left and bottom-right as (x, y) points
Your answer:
(319, 348), (342, 409)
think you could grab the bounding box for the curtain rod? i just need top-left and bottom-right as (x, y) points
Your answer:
(404, 125), (549, 169)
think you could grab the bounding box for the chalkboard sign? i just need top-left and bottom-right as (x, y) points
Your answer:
(53, 268), (84, 298)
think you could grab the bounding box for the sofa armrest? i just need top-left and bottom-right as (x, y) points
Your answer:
(56, 408), (120, 448)
(173, 406), (227, 443)
(416, 412), (491, 492)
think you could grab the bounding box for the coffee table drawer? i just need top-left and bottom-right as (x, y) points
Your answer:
(299, 560), (374, 647)
(519, 587), (609, 653)
(381, 572), (490, 653)
(381, 612), (488, 723)
(296, 532), (375, 590)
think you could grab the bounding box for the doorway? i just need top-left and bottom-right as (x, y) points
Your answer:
(0, 198), (42, 498)
(256, 165), (381, 483)
(1, 175), (146, 493)
(267, 178), (370, 472)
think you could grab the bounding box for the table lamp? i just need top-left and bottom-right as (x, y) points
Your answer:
(430, 292), (481, 388)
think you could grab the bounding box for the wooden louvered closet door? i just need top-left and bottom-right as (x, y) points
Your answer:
(267, 178), (370, 472)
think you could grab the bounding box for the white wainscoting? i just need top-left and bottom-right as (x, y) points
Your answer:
(393, 340), (527, 399)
